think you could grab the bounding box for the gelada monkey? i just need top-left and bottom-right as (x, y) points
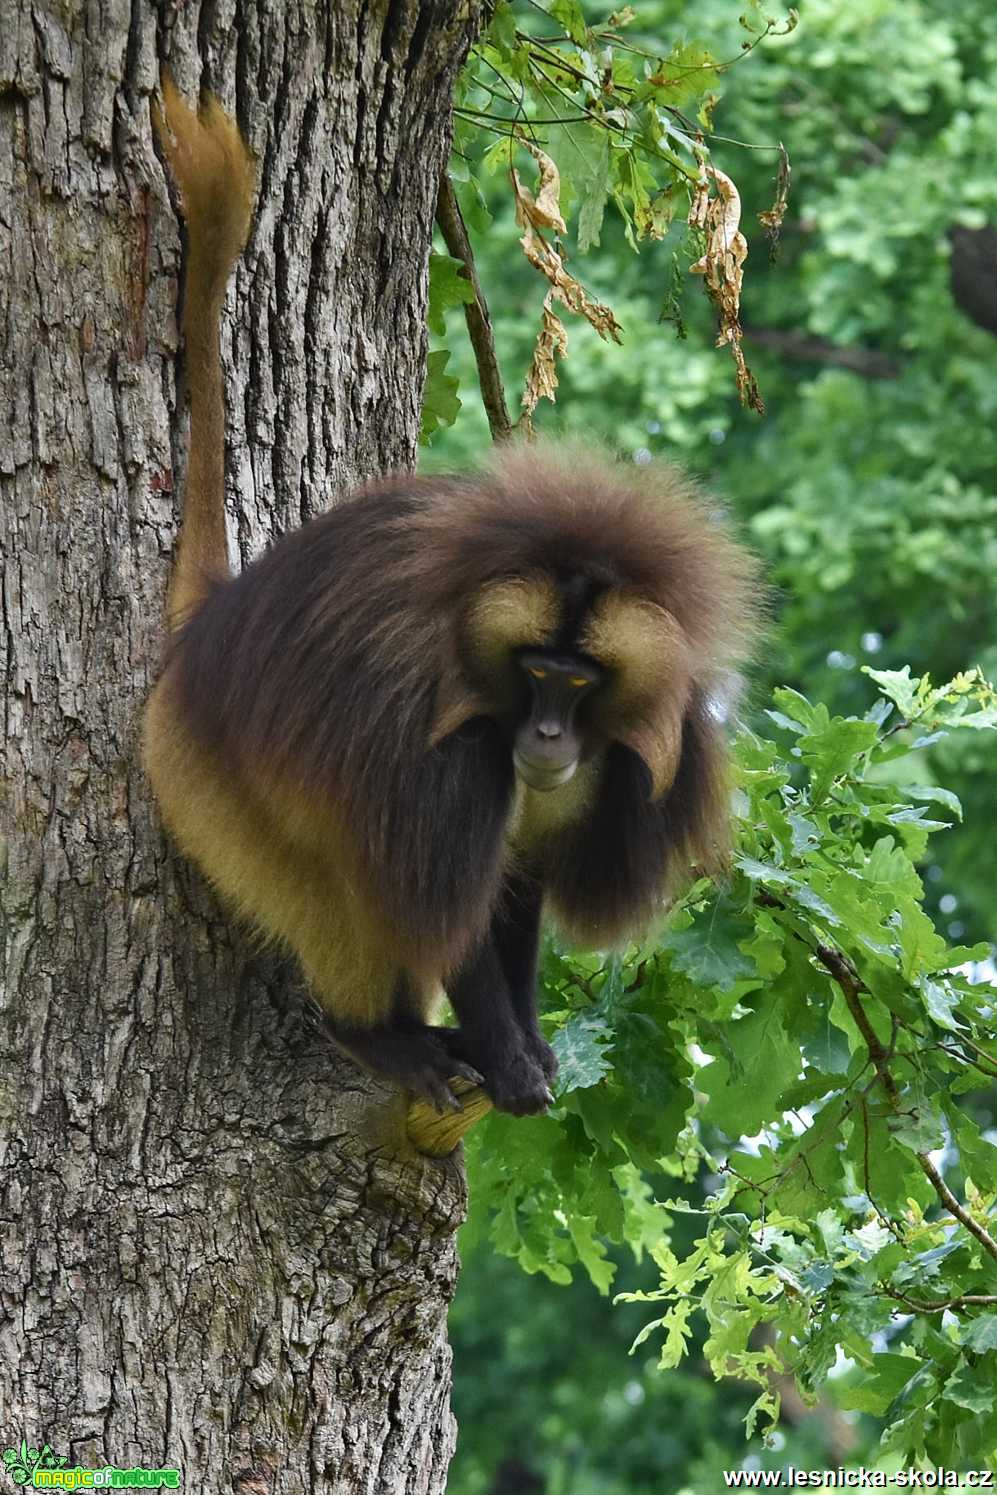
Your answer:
(145, 81), (761, 1116)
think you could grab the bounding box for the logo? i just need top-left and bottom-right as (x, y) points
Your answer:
(2, 1442), (180, 1489)
(2, 1444), (66, 1487)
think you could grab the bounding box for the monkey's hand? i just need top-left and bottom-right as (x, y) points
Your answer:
(523, 1031), (559, 1084)
(480, 1051), (554, 1117)
(327, 1022), (483, 1115)
(434, 1027), (554, 1116)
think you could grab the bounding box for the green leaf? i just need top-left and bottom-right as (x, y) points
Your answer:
(890, 1102), (944, 1154)
(815, 1209), (845, 1255)
(486, 1), (518, 56)
(838, 1354), (922, 1414)
(864, 666), (920, 716)
(895, 784), (963, 821)
(608, 1007), (694, 1166)
(427, 251), (475, 337)
(801, 1260), (835, 1292)
(643, 42), (720, 111)
(661, 897), (757, 991)
(950, 1114), (997, 1193)
(566, 1213), (615, 1295)
(699, 1001), (801, 1136)
(552, 1013), (615, 1094)
(943, 1360), (997, 1415)
(918, 975), (960, 1030)
(789, 813), (820, 853)
(481, 134), (515, 175)
(799, 717), (879, 799)
(419, 349), (461, 443)
(657, 1299), (695, 1368)
(575, 129), (612, 254)
(770, 687), (820, 732)
(551, 0), (589, 47)
(963, 1314), (997, 1353)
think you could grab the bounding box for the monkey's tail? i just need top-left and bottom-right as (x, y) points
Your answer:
(154, 77), (256, 630)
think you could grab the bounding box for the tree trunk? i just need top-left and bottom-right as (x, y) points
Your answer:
(0, 3), (483, 1489)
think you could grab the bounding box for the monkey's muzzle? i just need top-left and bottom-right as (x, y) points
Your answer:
(513, 749), (579, 792)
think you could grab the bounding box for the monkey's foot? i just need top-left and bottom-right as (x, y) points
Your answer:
(330, 1023), (484, 1114)
(479, 1052), (554, 1117)
(407, 1075), (494, 1157)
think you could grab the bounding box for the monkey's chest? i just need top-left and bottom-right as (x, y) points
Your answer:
(507, 757), (602, 854)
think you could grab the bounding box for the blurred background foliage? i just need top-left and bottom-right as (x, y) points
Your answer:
(420, 0), (997, 1486)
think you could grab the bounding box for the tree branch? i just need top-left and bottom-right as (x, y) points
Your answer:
(407, 1077), (493, 1155)
(883, 1288), (997, 1315)
(755, 891), (997, 1264)
(814, 940), (997, 1264)
(435, 174), (514, 443)
(746, 327), (901, 380)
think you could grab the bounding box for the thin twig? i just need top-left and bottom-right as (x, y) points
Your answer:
(942, 1033), (997, 1078)
(754, 889), (997, 1264)
(815, 940), (997, 1265)
(435, 174), (514, 443)
(883, 1288), (997, 1314)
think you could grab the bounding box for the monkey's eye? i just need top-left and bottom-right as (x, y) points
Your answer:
(568, 676), (589, 688)
(528, 667), (547, 680)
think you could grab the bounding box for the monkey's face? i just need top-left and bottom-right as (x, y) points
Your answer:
(431, 575), (690, 802)
(512, 649), (604, 792)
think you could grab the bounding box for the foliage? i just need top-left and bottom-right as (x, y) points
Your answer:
(420, 0), (798, 439)
(430, 0), (997, 1479)
(448, 1228), (875, 1494)
(461, 669), (997, 1470)
(425, 0), (997, 943)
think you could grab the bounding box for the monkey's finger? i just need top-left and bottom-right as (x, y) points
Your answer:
(448, 1062), (486, 1088)
(544, 1087), (556, 1107)
(422, 1076), (464, 1114)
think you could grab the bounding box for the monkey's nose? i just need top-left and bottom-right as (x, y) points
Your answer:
(536, 721), (562, 740)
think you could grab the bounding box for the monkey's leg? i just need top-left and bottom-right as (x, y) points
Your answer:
(445, 936), (554, 1117)
(145, 706), (480, 1113)
(489, 872), (558, 1084)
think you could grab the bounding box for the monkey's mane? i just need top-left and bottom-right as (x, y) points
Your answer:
(170, 442), (761, 955)
(412, 440), (762, 675)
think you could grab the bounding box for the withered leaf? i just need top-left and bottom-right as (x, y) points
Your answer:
(523, 292), (570, 417)
(688, 163), (764, 413)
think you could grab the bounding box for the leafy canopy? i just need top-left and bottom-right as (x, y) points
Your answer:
(424, 0), (997, 1474)
(464, 668), (997, 1467)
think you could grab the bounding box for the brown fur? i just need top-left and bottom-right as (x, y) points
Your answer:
(144, 87), (762, 1085)
(153, 78), (255, 628)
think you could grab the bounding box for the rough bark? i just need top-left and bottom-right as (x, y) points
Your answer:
(0, 2), (483, 1490)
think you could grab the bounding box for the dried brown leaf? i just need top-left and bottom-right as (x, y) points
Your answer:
(518, 141), (567, 234)
(512, 174), (623, 345)
(759, 143), (792, 258)
(688, 163), (765, 414)
(523, 292), (570, 417)
(509, 144), (623, 415)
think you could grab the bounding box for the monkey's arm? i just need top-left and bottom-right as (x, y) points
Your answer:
(444, 877), (556, 1116)
(489, 871), (557, 1082)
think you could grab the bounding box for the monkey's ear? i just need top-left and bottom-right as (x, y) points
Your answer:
(428, 675), (490, 747)
(618, 704), (685, 801)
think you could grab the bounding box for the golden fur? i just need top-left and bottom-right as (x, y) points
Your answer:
(144, 86), (763, 1104)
